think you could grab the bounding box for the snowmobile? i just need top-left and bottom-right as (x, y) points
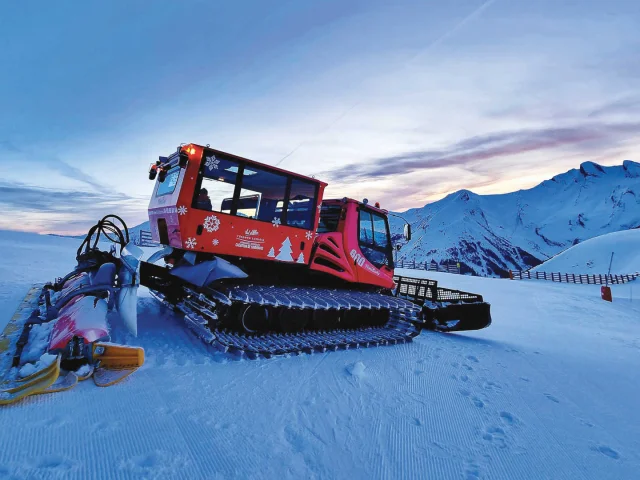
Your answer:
(0, 143), (490, 404)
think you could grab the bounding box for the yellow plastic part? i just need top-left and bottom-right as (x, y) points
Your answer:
(0, 356), (61, 405)
(35, 371), (78, 395)
(93, 367), (137, 387)
(91, 343), (144, 387)
(93, 343), (145, 370)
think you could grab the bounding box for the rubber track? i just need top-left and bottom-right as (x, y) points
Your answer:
(150, 286), (423, 359)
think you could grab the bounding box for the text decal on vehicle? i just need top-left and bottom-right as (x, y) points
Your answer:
(350, 249), (365, 267)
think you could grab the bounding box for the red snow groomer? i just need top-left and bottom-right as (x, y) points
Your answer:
(140, 144), (491, 356)
(1, 143), (490, 404)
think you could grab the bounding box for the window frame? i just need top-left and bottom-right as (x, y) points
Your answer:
(193, 153), (319, 230)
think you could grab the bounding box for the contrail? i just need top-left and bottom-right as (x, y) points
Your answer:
(274, 0), (499, 167)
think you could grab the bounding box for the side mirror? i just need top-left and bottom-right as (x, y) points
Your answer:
(403, 223), (412, 241)
(158, 167), (167, 183)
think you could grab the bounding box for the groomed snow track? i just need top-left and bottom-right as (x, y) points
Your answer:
(149, 285), (424, 358)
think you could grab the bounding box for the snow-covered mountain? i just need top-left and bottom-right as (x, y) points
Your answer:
(532, 228), (640, 274)
(390, 160), (640, 277)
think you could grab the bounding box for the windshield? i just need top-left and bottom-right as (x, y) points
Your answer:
(359, 208), (393, 268)
(156, 166), (181, 197)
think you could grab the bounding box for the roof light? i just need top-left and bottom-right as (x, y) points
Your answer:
(375, 202), (380, 208)
(362, 198), (369, 205)
(188, 147), (196, 155)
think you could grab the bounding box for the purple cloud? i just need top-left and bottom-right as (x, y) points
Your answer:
(325, 121), (640, 183)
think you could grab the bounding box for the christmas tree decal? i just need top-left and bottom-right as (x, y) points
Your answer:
(296, 252), (305, 264)
(267, 247), (276, 258)
(275, 237), (294, 261)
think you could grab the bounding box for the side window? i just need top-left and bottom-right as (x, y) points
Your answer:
(194, 155), (239, 213)
(238, 165), (288, 223)
(372, 212), (390, 249)
(359, 210), (373, 244)
(318, 204), (341, 233)
(193, 153), (319, 229)
(156, 167), (181, 197)
(286, 179), (317, 229)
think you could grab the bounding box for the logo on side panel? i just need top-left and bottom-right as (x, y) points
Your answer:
(350, 249), (365, 267)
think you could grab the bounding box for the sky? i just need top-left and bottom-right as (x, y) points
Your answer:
(0, 0), (639, 234)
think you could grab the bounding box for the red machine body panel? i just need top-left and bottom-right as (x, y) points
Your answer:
(148, 144), (326, 265)
(310, 200), (395, 290)
(49, 295), (110, 351)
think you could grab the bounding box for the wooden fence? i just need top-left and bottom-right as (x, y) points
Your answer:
(510, 270), (638, 285)
(395, 259), (461, 275)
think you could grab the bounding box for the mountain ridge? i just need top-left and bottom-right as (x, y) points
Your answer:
(389, 160), (640, 277)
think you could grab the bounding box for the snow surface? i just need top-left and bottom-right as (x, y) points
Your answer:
(1, 231), (640, 479)
(18, 353), (56, 379)
(19, 322), (54, 365)
(532, 229), (640, 274)
(390, 161), (640, 276)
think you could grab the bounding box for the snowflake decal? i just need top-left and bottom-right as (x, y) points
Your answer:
(185, 237), (197, 249)
(272, 217), (281, 227)
(203, 214), (221, 233)
(205, 155), (220, 171)
(177, 205), (188, 216)
(212, 239), (219, 246)
(305, 231), (313, 240)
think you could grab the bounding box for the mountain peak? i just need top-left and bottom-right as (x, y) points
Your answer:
(579, 161), (606, 177)
(623, 160), (640, 178)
